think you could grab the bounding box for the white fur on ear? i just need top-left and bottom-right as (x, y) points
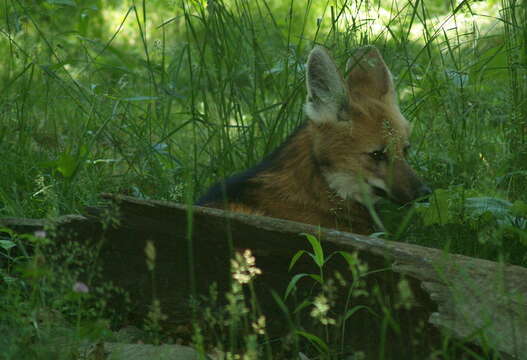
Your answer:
(304, 46), (348, 124)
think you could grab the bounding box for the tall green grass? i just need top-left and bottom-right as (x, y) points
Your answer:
(0, 0), (526, 358)
(2, 0), (525, 261)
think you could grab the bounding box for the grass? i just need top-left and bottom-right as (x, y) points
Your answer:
(0, 0), (526, 358)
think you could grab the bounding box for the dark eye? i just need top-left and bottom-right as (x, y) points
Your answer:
(369, 150), (387, 162)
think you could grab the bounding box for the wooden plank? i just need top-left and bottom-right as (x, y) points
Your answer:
(98, 193), (527, 358)
(2, 193), (526, 358)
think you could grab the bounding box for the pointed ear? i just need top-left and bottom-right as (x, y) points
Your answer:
(346, 46), (395, 100)
(304, 46), (349, 123)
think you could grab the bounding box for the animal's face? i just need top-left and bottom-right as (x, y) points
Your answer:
(305, 46), (430, 205)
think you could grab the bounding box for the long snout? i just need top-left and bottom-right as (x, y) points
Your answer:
(389, 159), (431, 205)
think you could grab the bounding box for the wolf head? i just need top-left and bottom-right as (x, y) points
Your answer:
(304, 45), (430, 206)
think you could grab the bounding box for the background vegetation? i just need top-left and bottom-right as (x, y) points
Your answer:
(1, 0), (526, 358)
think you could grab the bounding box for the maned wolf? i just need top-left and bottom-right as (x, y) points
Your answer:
(198, 46), (430, 234)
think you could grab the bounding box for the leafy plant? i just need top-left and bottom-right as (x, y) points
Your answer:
(416, 187), (527, 264)
(285, 233), (377, 359)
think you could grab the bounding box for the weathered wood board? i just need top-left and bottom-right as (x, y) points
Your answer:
(1, 193), (526, 358)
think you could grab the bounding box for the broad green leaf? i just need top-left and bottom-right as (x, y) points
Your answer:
(0, 227), (13, 237)
(301, 233), (324, 268)
(337, 251), (357, 269)
(465, 197), (512, 217)
(0, 240), (16, 251)
(465, 197), (513, 225)
(56, 152), (78, 178)
(289, 250), (306, 271)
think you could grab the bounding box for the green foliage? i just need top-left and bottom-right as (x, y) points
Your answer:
(0, 228), (128, 359)
(0, 0), (526, 358)
(285, 233), (377, 358)
(414, 187), (527, 264)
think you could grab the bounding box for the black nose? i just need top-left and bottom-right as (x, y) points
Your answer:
(417, 184), (432, 199)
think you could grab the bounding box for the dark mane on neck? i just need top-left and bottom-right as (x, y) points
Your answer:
(196, 122), (308, 206)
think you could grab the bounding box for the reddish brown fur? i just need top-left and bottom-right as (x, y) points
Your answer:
(204, 120), (376, 234)
(242, 124), (373, 233)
